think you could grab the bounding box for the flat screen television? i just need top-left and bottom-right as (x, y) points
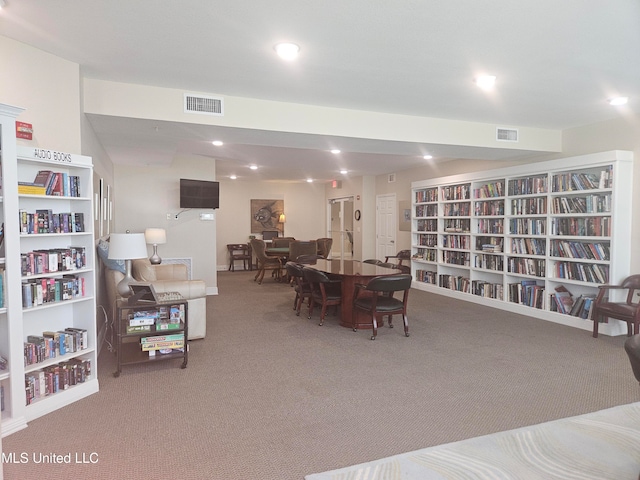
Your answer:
(180, 178), (219, 209)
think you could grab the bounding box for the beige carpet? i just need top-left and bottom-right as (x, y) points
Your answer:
(2, 270), (639, 480)
(306, 402), (640, 479)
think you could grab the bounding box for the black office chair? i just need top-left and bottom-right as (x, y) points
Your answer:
(353, 274), (411, 340)
(285, 262), (312, 316)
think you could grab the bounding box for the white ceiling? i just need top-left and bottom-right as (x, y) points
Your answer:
(1, 0), (638, 182)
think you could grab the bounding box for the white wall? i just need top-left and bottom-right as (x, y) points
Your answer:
(217, 180), (326, 269)
(0, 36), (81, 153)
(113, 155), (218, 293)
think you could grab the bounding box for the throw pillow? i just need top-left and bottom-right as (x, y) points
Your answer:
(97, 238), (126, 273)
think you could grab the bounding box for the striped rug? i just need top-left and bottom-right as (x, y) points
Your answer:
(306, 402), (640, 480)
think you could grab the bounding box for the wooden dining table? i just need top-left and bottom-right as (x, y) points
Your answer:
(304, 259), (403, 330)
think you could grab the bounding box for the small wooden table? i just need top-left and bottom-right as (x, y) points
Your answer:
(305, 259), (401, 330)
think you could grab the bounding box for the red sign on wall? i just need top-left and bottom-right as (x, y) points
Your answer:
(16, 121), (33, 140)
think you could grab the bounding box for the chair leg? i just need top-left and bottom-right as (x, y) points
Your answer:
(388, 314), (393, 328)
(593, 315), (600, 338)
(293, 292), (299, 311)
(371, 314), (378, 340)
(403, 313), (409, 337)
(319, 304), (328, 326)
(257, 268), (266, 285)
(308, 299), (315, 319)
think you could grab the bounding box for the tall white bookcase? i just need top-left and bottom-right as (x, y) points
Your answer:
(411, 150), (634, 336)
(0, 104), (99, 437)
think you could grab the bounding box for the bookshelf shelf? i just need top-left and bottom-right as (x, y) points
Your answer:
(411, 150), (634, 336)
(0, 104), (99, 438)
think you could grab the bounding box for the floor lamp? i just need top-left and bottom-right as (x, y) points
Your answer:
(108, 233), (148, 297)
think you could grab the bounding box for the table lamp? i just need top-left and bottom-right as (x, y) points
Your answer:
(108, 233), (148, 297)
(144, 228), (167, 265)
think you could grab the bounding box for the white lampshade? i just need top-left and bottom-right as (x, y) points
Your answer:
(108, 233), (148, 297)
(144, 228), (167, 245)
(108, 233), (148, 260)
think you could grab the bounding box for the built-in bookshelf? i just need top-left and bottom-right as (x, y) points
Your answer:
(411, 150), (634, 336)
(0, 103), (99, 437)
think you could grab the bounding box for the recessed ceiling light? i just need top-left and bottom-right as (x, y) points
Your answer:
(306, 178), (313, 183)
(609, 96), (628, 106)
(423, 155), (433, 160)
(475, 75), (496, 90)
(340, 169), (348, 175)
(230, 175), (237, 180)
(330, 149), (341, 154)
(249, 165), (258, 170)
(274, 43), (300, 61)
(212, 140), (223, 146)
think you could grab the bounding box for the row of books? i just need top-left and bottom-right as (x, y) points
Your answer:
(510, 237), (546, 256)
(1, 385), (3, 411)
(441, 183), (470, 201)
(443, 202), (471, 217)
(415, 188), (438, 203)
(19, 210), (85, 234)
(20, 170), (82, 197)
(25, 359), (92, 405)
(439, 274), (470, 292)
(442, 234), (470, 249)
(416, 219), (437, 232)
(0, 268), (4, 308)
(476, 218), (504, 234)
(553, 261), (609, 284)
(474, 200), (504, 216)
(508, 176), (548, 196)
(550, 217), (611, 237)
(21, 246), (87, 276)
(551, 167), (612, 192)
(413, 249), (437, 262)
(551, 194), (611, 214)
(22, 275), (86, 308)
(24, 328), (88, 366)
(471, 280), (504, 300)
(511, 197), (547, 215)
(442, 251), (470, 266)
(507, 257), (546, 277)
(550, 286), (596, 318)
(550, 240), (610, 261)
(474, 181), (505, 199)
(509, 218), (546, 235)
(417, 233), (437, 247)
(474, 254), (504, 271)
(415, 270), (437, 284)
(508, 281), (545, 308)
(415, 204), (438, 217)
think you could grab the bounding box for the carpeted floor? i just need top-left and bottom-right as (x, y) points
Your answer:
(2, 270), (639, 479)
(306, 402), (640, 479)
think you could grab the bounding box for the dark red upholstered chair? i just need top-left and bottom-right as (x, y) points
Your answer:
(592, 275), (640, 338)
(353, 274), (412, 340)
(384, 249), (411, 266)
(302, 267), (342, 326)
(624, 335), (640, 383)
(285, 262), (312, 316)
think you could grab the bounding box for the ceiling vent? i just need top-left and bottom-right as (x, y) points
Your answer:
(496, 127), (518, 142)
(184, 94), (224, 116)
(388, 173), (396, 183)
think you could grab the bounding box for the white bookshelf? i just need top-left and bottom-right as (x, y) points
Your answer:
(411, 150), (633, 336)
(0, 103), (99, 437)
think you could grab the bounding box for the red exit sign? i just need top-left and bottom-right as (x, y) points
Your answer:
(16, 121), (33, 140)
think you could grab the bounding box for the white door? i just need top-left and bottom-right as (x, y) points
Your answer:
(376, 194), (396, 260)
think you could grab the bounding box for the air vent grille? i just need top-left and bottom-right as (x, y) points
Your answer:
(388, 173), (396, 183)
(497, 127), (518, 142)
(184, 94), (224, 116)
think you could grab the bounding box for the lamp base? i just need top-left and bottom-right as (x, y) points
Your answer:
(117, 260), (135, 297)
(149, 245), (162, 265)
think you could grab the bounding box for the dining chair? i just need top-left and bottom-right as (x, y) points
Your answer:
(226, 243), (252, 271)
(384, 249), (411, 266)
(302, 266), (342, 326)
(353, 274), (412, 340)
(316, 238), (333, 259)
(624, 334), (640, 383)
(285, 262), (312, 316)
(592, 274), (640, 338)
(250, 238), (282, 284)
(289, 240), (318, 262)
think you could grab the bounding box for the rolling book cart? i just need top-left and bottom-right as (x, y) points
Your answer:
(114, 296), (188, 377)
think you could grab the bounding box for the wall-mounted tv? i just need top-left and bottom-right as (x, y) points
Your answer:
(180, 178), (220, 209)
